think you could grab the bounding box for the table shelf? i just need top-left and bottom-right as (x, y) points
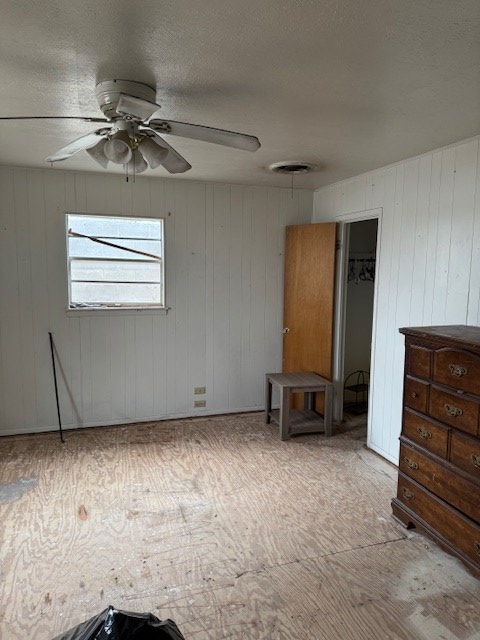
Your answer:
(268, 408), (327, 435)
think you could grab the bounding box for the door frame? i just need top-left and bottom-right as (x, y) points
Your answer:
(332, 208), (383, 440)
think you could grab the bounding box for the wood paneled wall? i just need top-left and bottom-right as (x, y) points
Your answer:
(313, 135), (480, 464)
(0, 168), (312, 435)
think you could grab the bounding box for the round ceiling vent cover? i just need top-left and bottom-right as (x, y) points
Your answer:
(269, 161), (316, 174)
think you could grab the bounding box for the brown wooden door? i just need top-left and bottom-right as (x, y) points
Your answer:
(282, 223), (336, 387)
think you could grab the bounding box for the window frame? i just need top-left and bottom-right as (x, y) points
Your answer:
(65, 213), (166, 311)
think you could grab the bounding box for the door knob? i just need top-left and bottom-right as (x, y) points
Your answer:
(282, 327), (290, 334)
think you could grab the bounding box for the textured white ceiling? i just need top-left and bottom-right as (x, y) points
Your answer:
(0, 0), (479, 189)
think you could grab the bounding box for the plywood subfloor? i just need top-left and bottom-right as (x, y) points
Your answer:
(1, 413), (479, 640)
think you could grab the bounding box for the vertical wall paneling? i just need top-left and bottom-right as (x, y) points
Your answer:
(0, 167), (313, 435)
(149, 178), (167, 418)
(164, 179), (177, 417)
(186, 182), (207, 408)
(130, 176), (151, 218)
(212, 185), (230, 411)
(123, 316), (136, 421)
(204, 184), (215, 412)
(109, 315), (127, 422)
(409, 155), (432, 324)
(45, 171), (74, 427)
(228, 186), (244, 409)
(27, 171), (52, 428)
(172, 182), (189, 414)
(90, 317), (112, 423)
(134, 316), (154, 419)
(468, 144), (480, 325)
(0, 169), (25, 429)
(85, 172), (107, 213)
(313, 135), (480, 463)
(239, 187), (253, 407)
(250, 188), (269, 407)
(78, 319), (93, 425)
(431, 147), (456, 323)
(421, 151), (442, 325)
(67, 316), (83, 426)
(264, 188), (281, 395)
(14, 169), (37, 430)
(445, 140), (478, 323)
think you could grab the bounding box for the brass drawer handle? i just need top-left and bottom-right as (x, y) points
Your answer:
(444, 403), (463, 417)
(411, 392), (418, 398)
(402, 487), (414, 500)
(449, 363), (467, 377)
(471, 454), (480, 469)
(404, 457), (419, 470)
(417, 426), (432, 439)
(475, 541), (480, 557)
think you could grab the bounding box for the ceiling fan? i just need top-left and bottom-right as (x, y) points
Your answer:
(0, 79), (261, 176)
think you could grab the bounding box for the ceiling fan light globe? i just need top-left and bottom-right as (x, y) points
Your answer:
(139, 136), (169, 169)
(86, 139), (109, 168)
(127, 148), (148, 174)
(104, 130), (132, 164)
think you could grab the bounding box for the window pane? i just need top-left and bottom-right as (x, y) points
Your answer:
(71, 282), (162, 305)
(68, 237), (162, 260)
(71, 260), (161, 283)
(68, 215), (161, 239)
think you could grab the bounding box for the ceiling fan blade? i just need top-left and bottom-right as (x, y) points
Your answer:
(141, 129), (192, 173)
(45, 128), (111, 162)
(116, 94), (161, 122)
(0, 116), (108, 122)
(148, 119), (261, 152)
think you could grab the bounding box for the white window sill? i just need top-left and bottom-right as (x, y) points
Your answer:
(66, 307), (169, 317)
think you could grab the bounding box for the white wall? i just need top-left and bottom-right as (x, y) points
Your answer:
(314, 135), (480, 463)
(0, 167), (312, 435)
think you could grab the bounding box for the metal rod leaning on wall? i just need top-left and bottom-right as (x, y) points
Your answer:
(49, 332), (65, 443)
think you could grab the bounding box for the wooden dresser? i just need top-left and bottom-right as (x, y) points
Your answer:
(392, 325), (480, 576)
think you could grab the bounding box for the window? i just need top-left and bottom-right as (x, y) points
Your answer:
(66, 214), (165, 309)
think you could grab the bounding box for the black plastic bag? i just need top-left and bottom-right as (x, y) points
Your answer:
(52, 606), (185, 640)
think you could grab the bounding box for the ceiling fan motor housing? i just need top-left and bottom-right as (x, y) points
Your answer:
(95, 80), (157, 121)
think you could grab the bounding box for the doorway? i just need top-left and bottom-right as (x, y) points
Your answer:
(338, 218), (378, 429)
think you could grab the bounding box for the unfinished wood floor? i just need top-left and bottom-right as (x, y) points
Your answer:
(1, 413), (479, 640)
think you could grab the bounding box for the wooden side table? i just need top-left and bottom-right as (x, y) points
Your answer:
(265, 371), (333, 440)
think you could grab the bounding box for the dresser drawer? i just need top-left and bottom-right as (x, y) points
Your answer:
(428, 386), (479, 436)
(406, 342), (432, 380)
(404, 377), (429, 413)
(396, 474), (480, 567)
(402, 409), (449, 458)
(434, 348), (480, 396)
(450, 431), (480, 482)
(399, 442), (480, 523)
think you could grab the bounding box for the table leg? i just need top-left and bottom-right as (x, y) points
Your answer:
(265, 376), (272, 424)
(280, 386), (290, 440)
(324, 383), (333, 437)
(304, 391), (315, 411)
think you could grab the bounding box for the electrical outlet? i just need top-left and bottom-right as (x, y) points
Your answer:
(194, 400), (206, 408)
(194, 386), (206, 395)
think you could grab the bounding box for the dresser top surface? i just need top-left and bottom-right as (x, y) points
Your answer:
(400, 325), (480, 349)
